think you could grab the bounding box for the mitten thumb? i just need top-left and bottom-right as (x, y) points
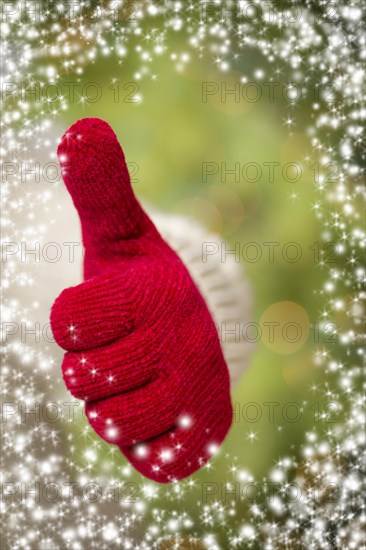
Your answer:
(57, 118), (155, 264)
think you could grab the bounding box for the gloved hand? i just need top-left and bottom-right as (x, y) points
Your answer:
(50, 118), (232, 483)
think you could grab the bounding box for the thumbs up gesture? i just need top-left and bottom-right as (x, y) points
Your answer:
(50, 118), (232, 482)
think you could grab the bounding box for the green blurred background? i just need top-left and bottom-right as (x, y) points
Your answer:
(45, 26), (348, 547)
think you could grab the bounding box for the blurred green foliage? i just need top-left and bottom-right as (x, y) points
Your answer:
(52, 30), (341, 544)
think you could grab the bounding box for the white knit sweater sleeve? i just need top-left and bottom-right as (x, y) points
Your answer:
(148, 210), (254, 387)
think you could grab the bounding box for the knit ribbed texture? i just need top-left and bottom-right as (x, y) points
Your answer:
(150, 211), (254, 387)
(50, 118), (233, 483)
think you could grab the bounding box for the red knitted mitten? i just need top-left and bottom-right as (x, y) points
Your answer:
(51, 118), (233, 482)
